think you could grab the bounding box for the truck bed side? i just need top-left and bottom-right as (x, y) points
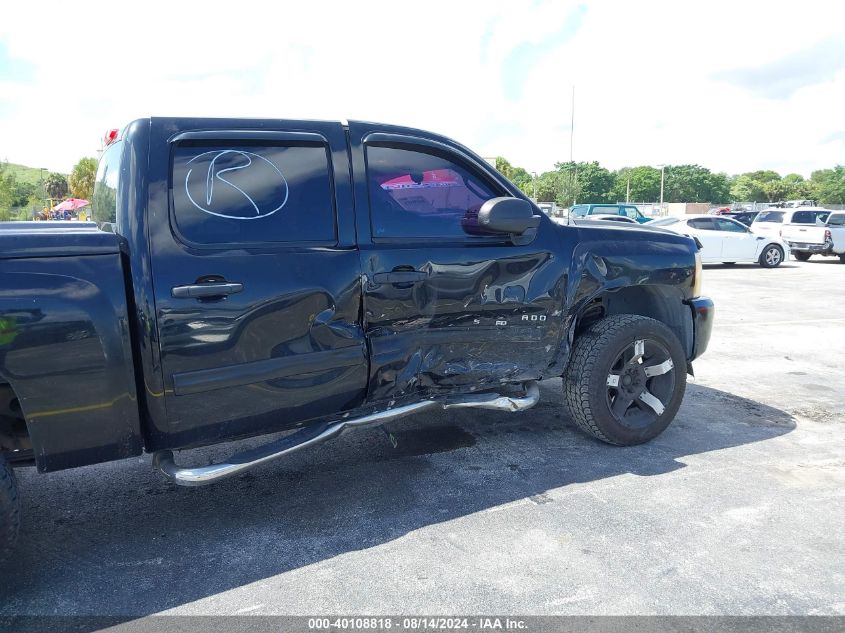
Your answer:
(0, 227), (142, 472)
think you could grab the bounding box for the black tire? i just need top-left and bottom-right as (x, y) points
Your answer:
(563, 314), (687, 446)
(793, 252), (811, 262)
(0, 453), (20, 562)
(759, 244), (784, 268)
(839, 254), (845, 264)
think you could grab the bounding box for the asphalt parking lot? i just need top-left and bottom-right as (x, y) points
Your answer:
(2, 257), (844, 617)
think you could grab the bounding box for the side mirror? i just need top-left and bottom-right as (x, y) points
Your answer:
(476, 197), (541, 235)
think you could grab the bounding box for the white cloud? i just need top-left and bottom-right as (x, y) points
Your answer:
(1, 0), (843, 177)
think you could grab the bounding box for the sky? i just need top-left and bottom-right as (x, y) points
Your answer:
(1, 0), (844, 177)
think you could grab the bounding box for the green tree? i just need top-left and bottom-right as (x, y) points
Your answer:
(45, 172), (68, 200)
(532, 170), (568, 205)
(779, 173), (812, 200)
(612, 166), (661, 202)
(810, 166), (845, 204)
(0, 163), (14, 220)
(730, 170), (784, 202)
(495, 157), (534, 197)
(555, 161), (615, 204)
(761, 179), (788, 202)
(663, 165), (730, 203)
(745, 170), (781, 184)
(730, 174), (766, 201)
(69, 157), (97, 201)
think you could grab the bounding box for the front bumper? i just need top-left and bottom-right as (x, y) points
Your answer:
(685, 296), (714, 362)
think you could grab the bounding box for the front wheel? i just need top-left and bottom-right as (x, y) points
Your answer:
(759, 244), (784, 268)
(563, 314), (687, 446)
(793, 252), (811, 262)
(0, 453), (20, 562)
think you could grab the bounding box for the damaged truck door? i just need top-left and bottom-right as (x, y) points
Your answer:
(350, 126), (570, 401)
(150, 123), (369, 448)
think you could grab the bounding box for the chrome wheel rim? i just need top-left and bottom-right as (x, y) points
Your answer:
(605, 338), (675, 429)
(766, 247), (782, 266)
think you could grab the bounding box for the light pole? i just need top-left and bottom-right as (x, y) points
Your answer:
(657, 164), (666, 215)
(531, 171), (538, 201)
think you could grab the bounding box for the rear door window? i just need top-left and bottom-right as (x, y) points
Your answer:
(715, 218), (746, 232)
(688, 218), (717, 230)
(171, 142), (335, 245)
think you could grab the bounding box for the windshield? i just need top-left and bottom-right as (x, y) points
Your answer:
(755, 210), (784, 223)
(570, 205), (588, 217)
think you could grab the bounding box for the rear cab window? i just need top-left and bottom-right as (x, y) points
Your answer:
(755, 210), (784, 224)
(622, 206), (641, 220)
(93, 141), (122, 229)
(170, 141), (335, 246)
(791, 211), (815, 224)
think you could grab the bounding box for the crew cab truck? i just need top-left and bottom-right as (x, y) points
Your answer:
(0, 118), (714, 557)
(780, 210), (845, 262)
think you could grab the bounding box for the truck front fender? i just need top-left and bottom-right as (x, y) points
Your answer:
(548, 227), (698, 373)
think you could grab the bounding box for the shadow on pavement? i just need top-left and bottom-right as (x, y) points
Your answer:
(1, 381), (796, 617)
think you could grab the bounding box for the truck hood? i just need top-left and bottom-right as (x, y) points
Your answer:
(0, 222), (122, 259)
(558, 219), (696, 247)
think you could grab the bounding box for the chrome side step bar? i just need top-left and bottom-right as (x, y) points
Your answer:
(153, 381), (539, 486)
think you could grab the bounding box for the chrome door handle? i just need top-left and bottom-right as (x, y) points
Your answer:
(171, 282), (244, 299)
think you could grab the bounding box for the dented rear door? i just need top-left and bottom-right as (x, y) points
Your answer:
(348, 123), (566, 402)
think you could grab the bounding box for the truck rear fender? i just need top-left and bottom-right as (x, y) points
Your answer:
(0, 256), (142, 472)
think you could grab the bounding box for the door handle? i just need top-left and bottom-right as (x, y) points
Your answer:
(171, 281), (244, 299)
(372, 270), (429, 285)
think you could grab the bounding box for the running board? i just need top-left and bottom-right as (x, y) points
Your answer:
(153, 381), (540, 486)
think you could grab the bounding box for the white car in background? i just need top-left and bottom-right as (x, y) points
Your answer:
(648, 214), (789, 268)
(749, 207), (829, 239)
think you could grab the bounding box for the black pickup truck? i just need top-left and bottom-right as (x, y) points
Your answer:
(0, 118), (713, 557)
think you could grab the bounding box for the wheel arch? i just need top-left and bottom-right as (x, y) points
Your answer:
(0, 376), (32, 465)
(572, 284), (694, 362)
